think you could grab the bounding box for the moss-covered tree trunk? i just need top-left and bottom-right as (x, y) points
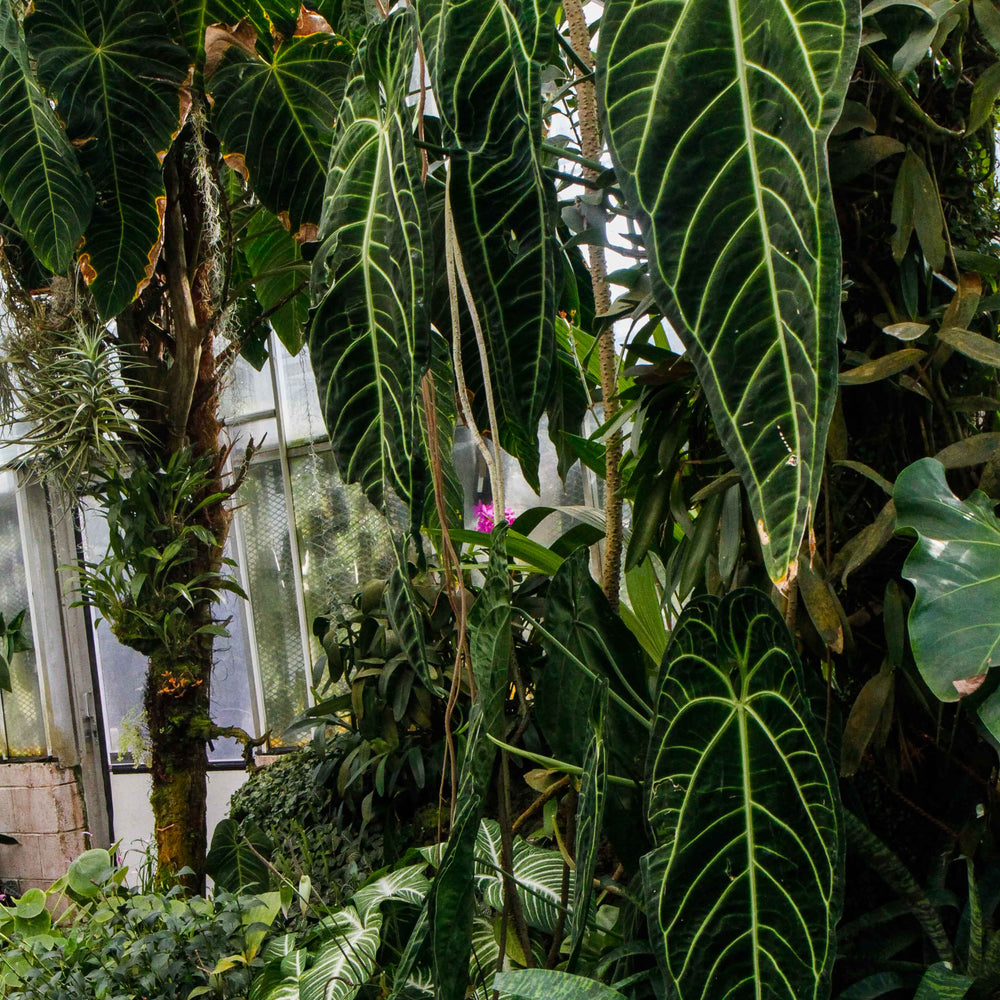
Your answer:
(139, 132), (233, 891)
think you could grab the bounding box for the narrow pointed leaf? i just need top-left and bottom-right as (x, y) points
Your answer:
(0, 1), (92, 274)
(493, 970), (627, 1000)
(598, 0), (860, 583)
(894, 458), (1000, 739)
(309, 11), (428, 518)
(209, 24), (351, 233)
(567, 687), (608, 969)
(418, 0), (557, 486)
(25, 0), (189, 317)
(643, 589), (842, 999)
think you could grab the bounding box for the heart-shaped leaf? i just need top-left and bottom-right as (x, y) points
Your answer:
(644, 589), (842, 999)
(598, 0), (860, 584)
(209, 24), (351, 234)
(0, 0), (92, 274)
(26, 0), (190, 317)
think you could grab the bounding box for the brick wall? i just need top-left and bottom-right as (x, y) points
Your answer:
(0, 761), (89, 893)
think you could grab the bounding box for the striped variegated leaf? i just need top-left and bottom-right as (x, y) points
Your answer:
(209, 20), (351, 235)
(353, 864), (430, 922)
(0, 1), (92, 274)
(481, 836), (571, 935)
(643, 589), (842, 1000)
(309, 10), (429, 518)
(598, 0), (860, 583)
(298, 906), (382, 1000)
(25, 0), (190, 317)
(417, 0), (557, 487)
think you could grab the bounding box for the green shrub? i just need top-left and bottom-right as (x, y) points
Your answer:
(0, 851), (280, 1000)
(228, 741), (385, 904)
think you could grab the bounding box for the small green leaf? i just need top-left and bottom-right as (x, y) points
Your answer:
(968, 62), (1000, 133)
(892, 149), (946, 270)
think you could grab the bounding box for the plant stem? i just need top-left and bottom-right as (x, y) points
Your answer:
(563, 0), (623, 609)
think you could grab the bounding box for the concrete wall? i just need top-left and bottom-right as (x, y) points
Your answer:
(0, 761), (89, 893)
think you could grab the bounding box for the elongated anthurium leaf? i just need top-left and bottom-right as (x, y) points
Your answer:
(0, 1), (92, 274)
(309, 11), (429, 522)
(417, 0), (557, 487)
(598, 0), (860, 584)
(894, 458), (1000, 738)
(208, 20), (351, 235)
(25, 0), (190, 318)
(644, 589), (842, 1000)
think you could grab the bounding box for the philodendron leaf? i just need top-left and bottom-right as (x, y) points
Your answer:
(209, 19), (351, 235)
(0, 0), (92, 274)
(309, 11), (428, 521)
(26, 0), (190, 317)
(644, 589), (842, 1000)
(418, 0), (557, 488)
(205, 817), (273, 892)
(598, 0), (860, 584)
(894, 458), (1000, 734)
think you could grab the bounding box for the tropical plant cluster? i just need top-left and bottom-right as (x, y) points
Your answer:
(3, 0), (1000, 999)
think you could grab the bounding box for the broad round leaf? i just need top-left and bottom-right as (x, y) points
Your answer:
(598, 0), (861, 584)
(67, 848), (113, 898)
(644, 590), (842, 1000)
(14, 888), (46, 920)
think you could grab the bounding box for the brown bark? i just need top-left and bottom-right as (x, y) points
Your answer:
(563, 0), (623, 609)
(141, 135), (231, 891)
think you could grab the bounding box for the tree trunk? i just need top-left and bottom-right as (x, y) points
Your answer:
(142, 134), (231, 890)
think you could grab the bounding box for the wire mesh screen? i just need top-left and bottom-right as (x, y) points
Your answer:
(289, 450), (399, 657)
(240, 457), (309, 743)
(0, 482), (45, 758)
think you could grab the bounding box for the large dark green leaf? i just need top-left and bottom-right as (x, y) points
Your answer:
(166, 0), (247, 65)
(644, 589), (842, 999)
(309, 11), (428, 520)
(241, 206), (310, 356)
(417, 0), (557, 487)
(894, 458), (1000, 739)
(598, 0), (860, 584)
(206, 817), (273, 892)
(0, 1), (92, 274)
(25, 0), (190, 318)
(209, 23), (351, 234)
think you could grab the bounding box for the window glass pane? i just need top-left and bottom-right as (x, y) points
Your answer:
(277, 343), (326, 448)
(239, 456), (308, 743)
(221, 355), (275, 423)
(289, 451), (398, 657)
(83, 505), (255, 763)
(0, 474), (45, 759)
